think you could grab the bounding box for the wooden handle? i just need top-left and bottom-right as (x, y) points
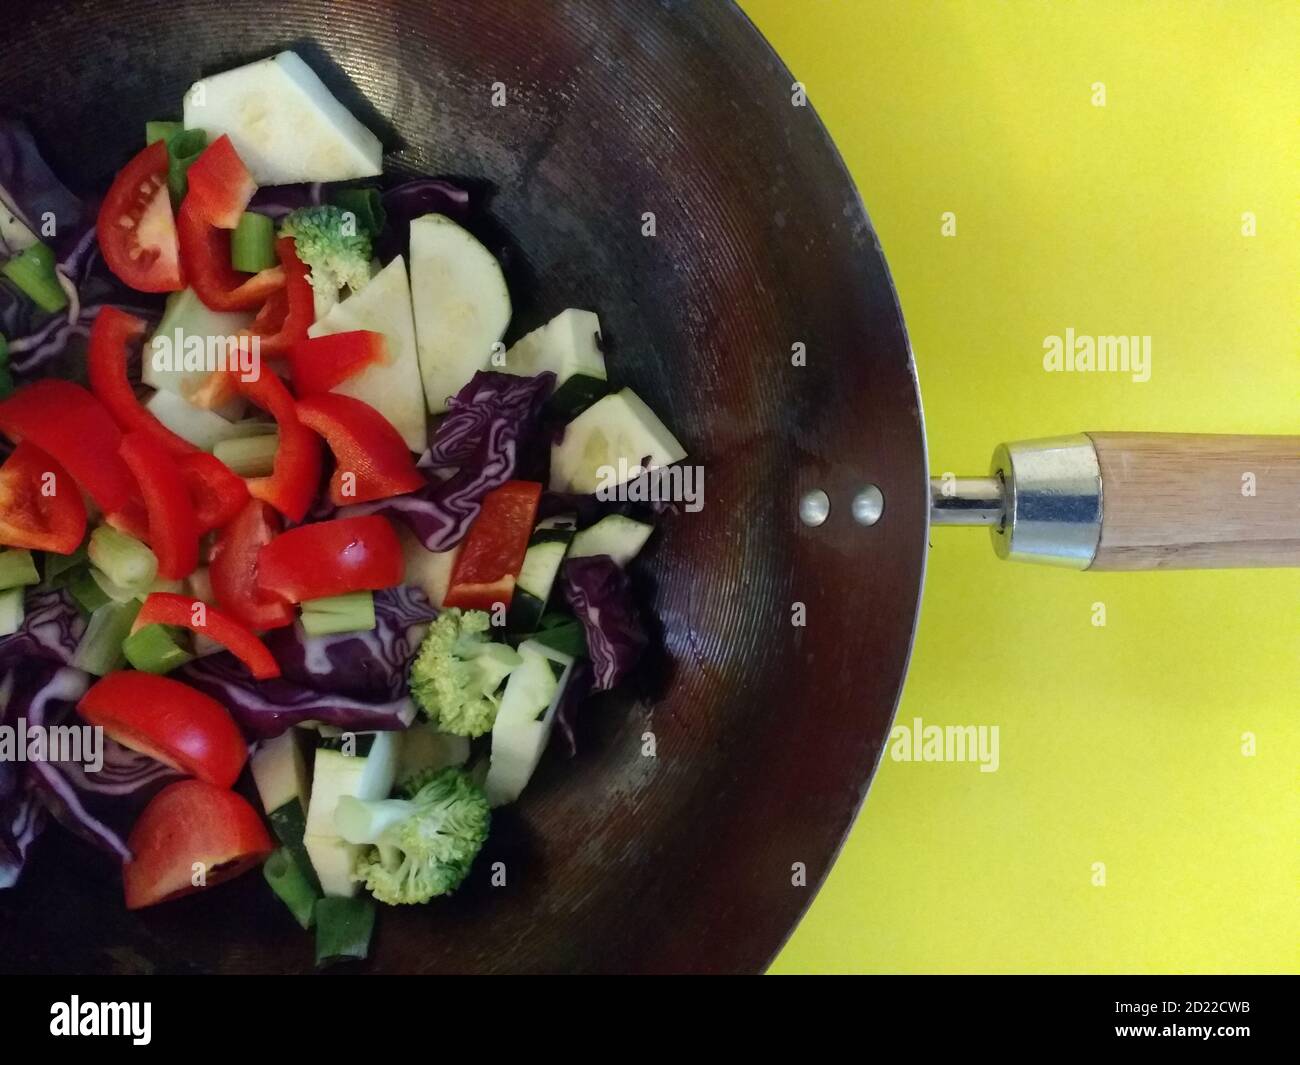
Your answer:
(1087, 433), (1300, 569)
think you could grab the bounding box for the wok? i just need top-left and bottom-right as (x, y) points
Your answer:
(0, 0), (1294, 975)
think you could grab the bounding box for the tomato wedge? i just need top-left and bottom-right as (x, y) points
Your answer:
(88, 306), (199, 456)
(184, 135), (257, 229)
(257, 515), (403, 603)
(177, 451), (248, 533)
(296, 393), (424, 505)
(79, 671), (247, 788)
(289, 330), (387, 395)
(122, 780), (272, 910)
(0, 379), (135, 513)
(136, 592), (280, 679)
(0, 441), (86, 554)
(236, 369), (322, 523)
(209, 498), (295, 631)
(118, 430), (199, 580)
(443, 481), (543, 610)
(96, 139), (183, 293)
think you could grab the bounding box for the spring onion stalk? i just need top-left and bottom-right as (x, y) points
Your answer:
(88, 526), (158, 591)
(69, 568), (111, 613)
(0, 334), (13, 399)
(299, 591), (376, 636)
(2, 242), (68, 314)
(42, 544), (87, 586)
(213, 432), (279, 477)
(314, 896), (375, 967)
(122, 623), (194, 674)
(527, 615), (587, 658)
(330, 188), (386, 238)
(264, 849), (321, 930)
(71, 599), (141, 676)
(145, 120), (184, 145)
(0, 587), (24, 637)
(90, 567), (145, 604)
(166, 129), (208, 204)
(0, 549), (40, 591)
(231, 212), (276, 273)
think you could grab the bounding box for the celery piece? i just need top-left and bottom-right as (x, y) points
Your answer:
(314, 896), (375, 966)
(88, 526), (158, 591)
(0, 587), (24, 636)
(213, 433), (279, 477)
(167, 129), (208, 205)
(0, 549), (40, 591)
(299, 591), (376, 636)
(2, 242), (67, 314)
(69, 568), (111, 613)
(122, 623), (194, 674)
(264, 848), (321, 930)
(42, 544), (87, 586)
(71, 599), (141, 676)
(146, 120), (184, 145)
(232, 212), (277, 273)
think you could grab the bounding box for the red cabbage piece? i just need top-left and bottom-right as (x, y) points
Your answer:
(340, 370), (554, 551)
(560, 556), (648, 691)
(552, 659), (593, 759)
(263, 585), (436, 701)
(0, 587), (85, 669)
(177, 653), (417, 739)
(0, 778), (43, 889)
(376, 178), (470, 263)
(0, 119), (91, 261)
(248, 181), (322, 221)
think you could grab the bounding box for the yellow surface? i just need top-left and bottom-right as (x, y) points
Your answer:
(743, 1), (1299, 974)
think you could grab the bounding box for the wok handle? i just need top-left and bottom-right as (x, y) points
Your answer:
(929, 432), (1300, 570)
(1087, 432), (1300, 570)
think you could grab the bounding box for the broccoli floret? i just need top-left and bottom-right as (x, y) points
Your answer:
(409, 609), (522, 737)
(279, 205), (373, 317)
(339, 767), (490, 906)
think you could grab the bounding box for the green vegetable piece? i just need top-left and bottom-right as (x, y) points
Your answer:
(408, 608), (522, 737)
(0, 587), (24, 637)
(339, 767), (490, 906)
(71, 599), (141, 676)
(42, 543), (87, 586)
(330, 187), (386, 239)
(280, 205), (373, 317)
(0, 549), (40, 591)
(166, 129), (208, 205)
(314, 895), (376, 966)
(299, 590), (376, 636)
(231, 212), (277, 273)
(212, 432), (279, 477)
(145, 120), (184, 146)
(122, 623), (194, 674)
(88, 526), (158, 591)
(264, 848), (321, 930)
(528, 614), (587, 658)
(69, 568), (111, 614)
(2, 242), (67, 314)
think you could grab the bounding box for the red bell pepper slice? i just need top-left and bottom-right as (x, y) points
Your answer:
(178, 138), (282, 312)
(209, 498), (295, 631)
(118, 430), (199, 580)
(177, 451), (248, 533)
(256, 515), (403, 603)
(245, 238), (314, 358)
(79, 671), (248, 788)
(296, 393), (424, 505)
(122, 779), (272, 910)
(0, 379), (135, 513)
(235, 368), (322, 523)
(183, 135), (257, 229)
(288, 330), (387, 395)
(105, 496), (151, 542)
(0, 441), (86, 554)
(88, 306), (200, 457)
(443, 481), (543, 610)
(96, 139), (183, 293)
(136, 591), (280, 679)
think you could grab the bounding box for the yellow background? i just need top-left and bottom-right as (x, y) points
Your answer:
(742, 0), (1299, 973)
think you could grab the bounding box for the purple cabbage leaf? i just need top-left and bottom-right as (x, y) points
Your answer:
(559, 556), (648, 692)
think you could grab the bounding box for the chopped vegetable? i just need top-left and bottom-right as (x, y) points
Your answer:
(135, 591), (280, 679)
(300, 590), (376, 636)
(0, 586), (23, 636)
(213, 432), (279, 477)
(560, 556), (648, 691)
(257, 515), (403, 604)
(119, 430), (200, 580)
(176, 451), (250, 532)
(0, 442), (86, 555)
(280, 204), (372, 317)
(208, 498), (295, 631)
(287, 330), (386, 396)
(2, 241), (68, 312)
(443, 480), (542, 611)
(70, 599), (141, 676)
(265, 847), (321, 929)
(95, 139), (182, 293)
(121, 622), (194, 674)
(314, 895), (375, 965)
(337, 766), (489, 905)
(408, 608), (522, 737)
(295, 392), (425, 505)
(87, 525), (158, 591)
(231, 211), (277, 272)
(235, 367), (321, 522)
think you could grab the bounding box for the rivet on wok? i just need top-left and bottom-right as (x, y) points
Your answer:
(852, 485), (884, 526)
(799, 489), (830, 527)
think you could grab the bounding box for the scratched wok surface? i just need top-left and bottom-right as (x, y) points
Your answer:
(0, 0), (925, 974)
